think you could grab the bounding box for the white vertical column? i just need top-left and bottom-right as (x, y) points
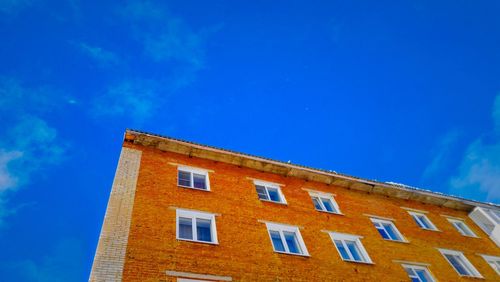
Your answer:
(89, 147), (142, 282)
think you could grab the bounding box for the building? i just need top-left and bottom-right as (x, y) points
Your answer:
(90, 129), (500, 281)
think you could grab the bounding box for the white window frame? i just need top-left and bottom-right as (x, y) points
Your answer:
(401, 264), (436, 282)
(177, 166), (211, 191)
(408, 211), (438, 231)
(480, 254), (500, 275)
(485, 209), (500, 224)
(176, 209), (218, 244)
(447, 218), (478, 237)
(438, 248), (482, 278)
(254, 180), (287, 204)
(370, 218), (407, 242)
(308, 190), (341, 214)
(327, 231), (372, 264)
(264, 222), (309, 256)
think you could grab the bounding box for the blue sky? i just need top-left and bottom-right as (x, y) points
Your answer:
(0, 0), (499, 281)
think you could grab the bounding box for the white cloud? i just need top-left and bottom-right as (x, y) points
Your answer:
(423, 129), (461, 179)
(0, 78), (65, 225)
(0, 150), (23, 191)
(0, 238), (85, 282)
(450, 95), (500, 202)
(88, 1), (220, 121)
(76, 42), (120, 67)
(0, 0), (33, 15)
(91, 79), (162, 121)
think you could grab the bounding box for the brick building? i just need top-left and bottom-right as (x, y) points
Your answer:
(90, 129), (500, 281)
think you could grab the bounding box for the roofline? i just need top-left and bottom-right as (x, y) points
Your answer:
(124, 129), (499, 211)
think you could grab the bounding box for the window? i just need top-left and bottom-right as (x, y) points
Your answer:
(370, 218), (406, 242)
(408, 212), (438, 231)
(177, 166), (210, 191)
(447, 218), (477, 237)
(327, 232), (372, 263)
(254, 180), (287, 204)
(481, 254), (500, 275)
(308, 191), (341, 214)
(402, 264), (436, 282)
(438, 249), (482, 278)
(176, 209), (218, 244)
(264, 222), (309, 256)
(485, 209), (500, 224)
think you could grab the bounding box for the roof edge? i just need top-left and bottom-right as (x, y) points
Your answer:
(124, 129), (499, 211)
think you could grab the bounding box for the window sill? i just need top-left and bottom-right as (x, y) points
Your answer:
(461, 235), (480, 239)
(421, 228), (441, 232)
(458, 274), (484, 280)
(274, 250), (310, 257)
(177, 238), (219, 245)
(342, 259), (375, 265)
(316, 210), (344, 216)
(178, 185), (211, 192)
(382, 238), (410, 244)
(259, 199), (288, 205)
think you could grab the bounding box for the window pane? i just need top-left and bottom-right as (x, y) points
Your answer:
(415, 269), (431, 282)
(192, 173), (207, 189)
(312, 197), (322, 210)
(383, 223), (401, 240)
(456, 222), (473, 236)
(321, 198), (336, 213)
(419, 216), (432, 229)
(178, 171), (191, 187)
(404, 267), (416, 276)
(334, 240), (350, 260)
(412, 215), (424, 228)
(414, 215), (431, 229)
(445, 254), (470, 275)
(345, 240), (363, 261)
(376, 227), (391, 240)
(270, 230), (285, 252)
(256, 185), (269, 200)
(178, 217), (193, 240)
(283, 231), (301, 254)
(196, 218), (212, 242)
(267, 188), (281, 202)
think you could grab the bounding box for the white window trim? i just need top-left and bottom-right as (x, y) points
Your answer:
(400, 264), (436, 282)
(484, 208), (500, 224)
(308, 190), (342, 215)
(176, 208), (218, 244)
(438, 248), (483, 278)
(264, 222), (309, 256)
(177, 166), (211, 191)
(408, 211), (439, 231)
(326, 231), (373, 264)
(254, 180), (287, 204)
(166, 270), (232, 281)
(446, 218), (478, 238)
(370, 218), (408, 242)
(479, 254), (500, 275)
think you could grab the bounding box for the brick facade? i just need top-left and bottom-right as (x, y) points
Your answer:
(91, 132), (500, 281)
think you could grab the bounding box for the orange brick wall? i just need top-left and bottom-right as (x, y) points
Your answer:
(121, 142), (500, 281)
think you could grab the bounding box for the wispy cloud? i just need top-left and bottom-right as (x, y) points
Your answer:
(88, 0), (219, 121)
(0, 238), (85, 282)
(75, 42), (120, 67)
(92, 79), (163, 121)
(0, 77), (66, 225)
(0, 0), (33, 16)
(422, 129), (462, 179)
(450, 95), (500, 202)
